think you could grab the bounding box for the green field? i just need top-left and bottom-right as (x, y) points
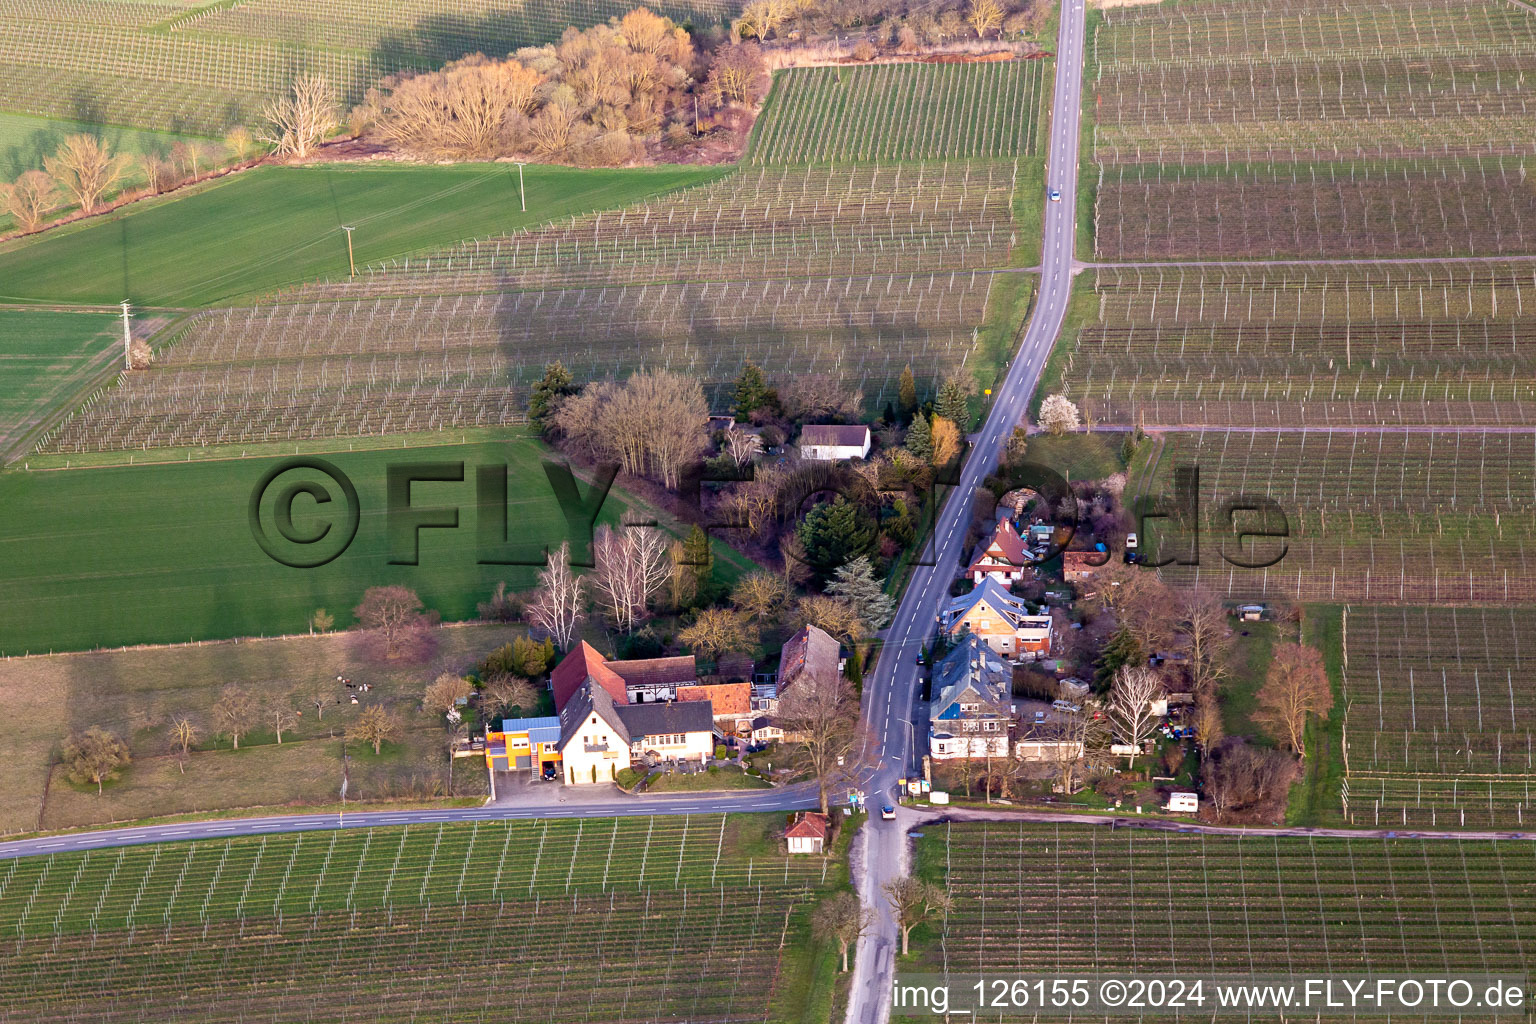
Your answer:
(0, 312), (125, 455)
(0, 162), (727, 307)
(0, 813), (847, 1022)
(748, 59), (1050, 164)
(0, 434), (638, 653)
(0, 111), (208, 181)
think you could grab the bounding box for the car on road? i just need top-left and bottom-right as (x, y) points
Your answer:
(881, 805), (896, 820)
(1048, 189), (1062, 202)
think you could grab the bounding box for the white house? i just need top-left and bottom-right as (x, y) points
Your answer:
(928, 635), (1013, 759)
(557, 680), (715, 784)
(799, 424), (871, 461)
(940, 578), (1053, 660)
(785, 812), (830, 854)
(967, 518), (1030, 584)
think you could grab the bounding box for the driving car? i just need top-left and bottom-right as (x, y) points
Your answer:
(881, 805), (896, 820)
(1048, 189), (1062, 202)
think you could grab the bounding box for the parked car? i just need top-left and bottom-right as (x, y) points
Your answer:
(541, 763), (558, 781)
(1051, 699), (1082, 713)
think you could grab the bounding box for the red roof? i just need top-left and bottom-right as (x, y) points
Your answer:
(550, 641), (627, 710)
(610, 656), (696, 690)
(678, 682), (751, 717)
(785, 812), (830, 840)
(968, 519), (1028, 573)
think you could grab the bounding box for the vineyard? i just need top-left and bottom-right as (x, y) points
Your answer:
(0, 813), (843, 1022)
(38, 161), (1025, 452)
(916, 822), (1536, 993)
(1129, 429), (1536, 605)
(1055, 263), (1536, 427)
(0, 312), (126, 456)
(1343, 606), (1536, 829)
(0, 0), (736, 134)
(1087, 0), (1536, 259)
(748, 59), (1048, 165)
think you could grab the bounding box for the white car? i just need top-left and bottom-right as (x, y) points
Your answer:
(1048, 189), (1062, 202)
(881, 805), (897, 820)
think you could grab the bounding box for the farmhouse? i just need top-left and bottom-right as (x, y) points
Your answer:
(798, 424), (871, 461)
(678, 681), (753, 735)
(928, 635), (1013, 759)
(550, 641), (697, 709)
(940, 578), (1053, 659)
(557, 680), (715, 784)
(785, 812), (830, 854)
(778, 624), (842, 696)
(967, 518), (1030, 584)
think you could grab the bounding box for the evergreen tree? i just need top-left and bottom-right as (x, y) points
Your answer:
(797, 497), (878, 577)
(897, 366), (918, 419)
(733, 363), (769, 418)
(905, 412), (933, 460)
(828, 555), (895, 631)
(1094, 626), (1144, 692)
(935, 377), (972, 430)
(681, 525), (715, 605)
(527, 362), (576, 432)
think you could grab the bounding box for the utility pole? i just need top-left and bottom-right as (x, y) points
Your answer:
(340, 225), (356, 278)
(515, 163), (526, 212)
(120, 300), (132, 370)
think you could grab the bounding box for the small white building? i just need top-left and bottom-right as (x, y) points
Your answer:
(799, 424), (871, 461)
(785, 812), (830, 854)
(1167, 792), (1199, 813)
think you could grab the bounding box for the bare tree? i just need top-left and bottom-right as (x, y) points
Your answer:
(1, 169), (59, 231)
(1178, 589), (1231, 692)
(811, 891), (871, 973)
(678, 607), (757, 660)
(526, 542), (587, 649)
(1045, 705), (1108, 796)
(883, 877), (953, 955)
(44, 134), (129, 214)
(170, 715), (198, 773)
(310, 607), (335, 633)
(731, 571), (790, 621)
(1190, 685), (1225, 750)
(1106, 666), (1164, 768)
(776, 669), (861, 814)
(479, 676), (538, 720)
(258, 75), (339, 159)
(1037, 394), (1081, 435)
(353, 586), (431, 658)
(1202, 737), (1298, 821)
(303, 680), (337, 721)
(376, 56), (543, 158)
(266, 696), (300, 744)
(592, 523), (671, 633)
(930, 415), (961, 468)
(792, 595), (865, 644)
(967, 0), (1005, 36)
(224, 126), (256, 161)
(352, 705), (403, 755)
(423, 673), (474, 715)
(61, 727), (130, 795)
(211, 685), (258, 750)
(1254, 643), (1333, 757)
(723, 428), (762, 468)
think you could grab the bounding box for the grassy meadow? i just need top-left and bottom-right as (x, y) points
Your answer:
(0, 162), (727, 306)
(0, 311), (127, 455)
(0, 434), (620, 653)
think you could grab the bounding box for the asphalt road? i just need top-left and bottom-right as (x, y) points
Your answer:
(0, 784), (818, 861)
(842, 2), (1089, 1021)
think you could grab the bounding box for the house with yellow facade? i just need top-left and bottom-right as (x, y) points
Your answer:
(939, 577), (1052, 660)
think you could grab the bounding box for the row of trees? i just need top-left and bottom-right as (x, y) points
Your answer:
(357, 8), (770, 164)
(738, 0), (1049, 47)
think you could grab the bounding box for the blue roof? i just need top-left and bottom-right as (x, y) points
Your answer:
(500, 715), (561, 742)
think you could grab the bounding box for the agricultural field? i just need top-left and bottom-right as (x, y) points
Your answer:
(0, 0), (737, 135)
(37, 160), (1028, 451)
(1342, 606), (1536, 829)
(0, 813), (846, 1022)
(748, 59), (1049, 165)
(0, 111), (206, 179)
(1055, 263), (1536, 427)
(1086, 0), (1536, 259)
(0, 434), (634, 653)
(0, 162), (727, 307)
(914, 822), (1536, 991)
(0, 311), (135, 457)
(0, 623), (528, 834)
(1126, 428), (1536, 605)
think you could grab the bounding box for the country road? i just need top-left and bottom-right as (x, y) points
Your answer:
(0, 784), (819, 861)
(842, 1), (1089, 1021)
